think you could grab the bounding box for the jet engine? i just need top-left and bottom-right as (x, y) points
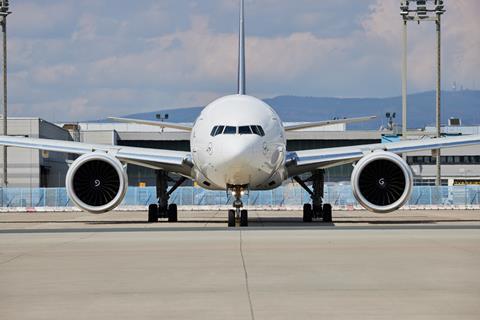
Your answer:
(66, 153), (128, 213)
(351, 151), (413, 213)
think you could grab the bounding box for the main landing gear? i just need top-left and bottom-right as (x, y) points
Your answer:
(148, 170), (186, 223)
(227, 185), (248, 227)
(294, 169), (333, 223)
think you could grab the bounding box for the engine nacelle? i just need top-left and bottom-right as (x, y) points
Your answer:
(351, 151), (413, 213)
(66, 153), (128, 213)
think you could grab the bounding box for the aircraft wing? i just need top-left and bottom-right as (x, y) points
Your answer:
(109, 117), (193, 131)
(287, 134), (480, 177)
(0, 136), (193, 177)
(284, 116), (376, 131)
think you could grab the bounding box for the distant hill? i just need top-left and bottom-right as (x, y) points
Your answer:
(100, 90), (480, 130)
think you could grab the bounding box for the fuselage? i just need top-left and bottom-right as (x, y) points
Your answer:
(191, 95), (287, 191)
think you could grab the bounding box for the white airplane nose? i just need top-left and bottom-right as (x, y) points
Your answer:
(219, 138), (255, 167)
(214, 136), (260, 185)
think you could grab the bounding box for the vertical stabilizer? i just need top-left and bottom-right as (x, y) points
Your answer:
(237, 0), (246, 95)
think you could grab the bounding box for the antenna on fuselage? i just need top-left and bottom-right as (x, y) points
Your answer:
(237, 0), (246, 95)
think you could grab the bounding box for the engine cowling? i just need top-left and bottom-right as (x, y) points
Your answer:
(351, 151), (413, 213)
(66, 153), (128, 213)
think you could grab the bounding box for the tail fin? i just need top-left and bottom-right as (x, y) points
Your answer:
(237, 0), (246, 95)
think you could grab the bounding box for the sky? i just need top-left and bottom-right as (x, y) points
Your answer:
(6, 0), (480, 121)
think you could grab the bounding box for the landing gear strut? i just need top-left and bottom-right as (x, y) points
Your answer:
(148, 170), (186, 223)
(294, 169), (333, 223)
(227, 185), (248, 227)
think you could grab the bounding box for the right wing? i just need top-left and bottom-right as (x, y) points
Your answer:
(284, 116), (376, 131)
(109, 117), (193, 131)
(0, 136), (193, 177)
(287, 134), (480, 177)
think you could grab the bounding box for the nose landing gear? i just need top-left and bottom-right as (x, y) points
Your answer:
(227, 185), (248, 227)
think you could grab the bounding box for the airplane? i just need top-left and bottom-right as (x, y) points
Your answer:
(1, 0), (480, 227)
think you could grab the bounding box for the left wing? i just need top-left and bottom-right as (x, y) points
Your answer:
(0, 136), (193, 177)
(109, 117), (193, 131)
(287, 134), (480, 177)
(284, 116), (376, 131)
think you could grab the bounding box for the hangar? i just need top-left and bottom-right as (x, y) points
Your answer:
(0, 118), (72, 187)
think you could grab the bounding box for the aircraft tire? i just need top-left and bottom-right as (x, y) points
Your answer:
(148, 204), (159, 223)
(228, 209), (236, 227)
(168, 204), (178, 222)
(303, 203), (313, 222)
(240, 210), (248, 227)
(322, 204), (332, 223)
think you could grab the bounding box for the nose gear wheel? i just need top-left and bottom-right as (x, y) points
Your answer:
(227, 185), (249, 227)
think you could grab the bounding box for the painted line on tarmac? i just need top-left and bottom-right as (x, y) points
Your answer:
(1, 224), (480, 234)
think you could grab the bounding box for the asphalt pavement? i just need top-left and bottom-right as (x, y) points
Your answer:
(1, 210), (480, 320)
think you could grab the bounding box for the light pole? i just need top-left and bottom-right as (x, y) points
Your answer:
(156, 113), (169, 133)
(0, 0), (10, 188)
(386, 112), (397, 131)
(400, 0), (445, 186)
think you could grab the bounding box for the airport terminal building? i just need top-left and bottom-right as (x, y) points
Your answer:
(1, 118), (479, 188)
(0, 118), (72, 188)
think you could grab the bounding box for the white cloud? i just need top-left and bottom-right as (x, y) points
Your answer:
(85, 14), (352, 95)
(5, 0), (480, 121)
(362, 0), (480, 90)
(32, 64), (76, 84)
(72, 14), (97, 41)
(10, 1), (74, 37)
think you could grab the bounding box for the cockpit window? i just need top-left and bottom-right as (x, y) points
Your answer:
(215, 125), (225, 136)
(257, 125), (265, 136)
(210, 126), (218, 137)
(211, 125), (225, 136)
(250, 125), (259, 135)
(238, 126), (252, 134)
(211, 125), (264, 136)
(223, 126), (237, 134)
(251, 125), (265, 136)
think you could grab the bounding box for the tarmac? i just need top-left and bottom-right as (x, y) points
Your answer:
(1, 210), (480, 320)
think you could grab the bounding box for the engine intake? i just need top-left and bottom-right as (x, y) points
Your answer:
(66, 153), (128, 213)
(351, 151), (413, 213)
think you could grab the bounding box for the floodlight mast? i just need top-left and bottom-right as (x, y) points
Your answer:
(155, 113), (169, 133)
(0, 0), (10, 188)
(400, 0), (445, 186)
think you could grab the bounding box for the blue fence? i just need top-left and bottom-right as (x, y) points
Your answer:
(0, 186), (480, 208)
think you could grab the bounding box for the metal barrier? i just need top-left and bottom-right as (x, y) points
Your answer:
(0, 186), (479, 208)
